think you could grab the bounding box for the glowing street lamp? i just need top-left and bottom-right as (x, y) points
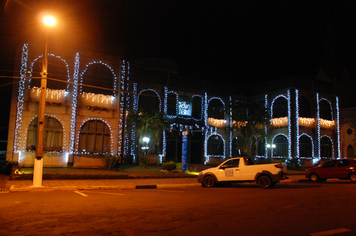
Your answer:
(43, 15), (57, 26)
(142, 137), (150, 150)
(267, 143), (276, 161)
(33, 14), (57, 187)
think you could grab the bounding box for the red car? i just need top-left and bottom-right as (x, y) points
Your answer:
(305, 159), (356, 182)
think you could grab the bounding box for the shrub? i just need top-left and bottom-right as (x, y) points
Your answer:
(100, 154), (121, 170)
(162, 162), (176, 171)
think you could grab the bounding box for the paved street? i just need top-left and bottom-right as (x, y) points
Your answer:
(0, 174), (306, 192)
(1, 181), (355, 236)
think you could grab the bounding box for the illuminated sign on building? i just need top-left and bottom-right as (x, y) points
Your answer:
(178, 100), (192, 116)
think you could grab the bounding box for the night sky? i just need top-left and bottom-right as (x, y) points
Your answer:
(1, 0), (356, 139)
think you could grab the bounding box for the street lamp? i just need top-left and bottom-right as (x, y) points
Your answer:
(33, 14), (57, 187)
(267, 143), (276, 162)
(142, 137), (150, 150)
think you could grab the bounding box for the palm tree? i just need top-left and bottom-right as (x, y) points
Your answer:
(232, 100), (270, 158)
(127, 110), (165, 168)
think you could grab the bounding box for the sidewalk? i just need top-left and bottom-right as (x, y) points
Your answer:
(0, 174), (306, 193)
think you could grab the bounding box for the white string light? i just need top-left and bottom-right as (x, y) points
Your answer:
(79, 61), (118, 96)
(14, 44), (28, 153)
(69, 52), (80, 154)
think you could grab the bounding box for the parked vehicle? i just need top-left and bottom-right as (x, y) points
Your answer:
(305, 159), (356, 183)
(198, 157), (287, 188)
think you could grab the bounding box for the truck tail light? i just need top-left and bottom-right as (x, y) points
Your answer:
(274, 164), (283, 169)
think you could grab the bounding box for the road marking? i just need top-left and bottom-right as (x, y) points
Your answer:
(82, 191), (124, 196)
(154, 190), (185, 193)
(310, 228), (351, 236)
(74, 191), (88, 197)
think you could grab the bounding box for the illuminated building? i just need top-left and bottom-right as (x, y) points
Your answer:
(6, 45), (344, 168)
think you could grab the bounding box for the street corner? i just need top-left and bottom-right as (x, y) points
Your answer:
(0, 188), (11, 193)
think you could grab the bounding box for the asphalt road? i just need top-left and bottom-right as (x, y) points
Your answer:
(0, 182), (355, 236)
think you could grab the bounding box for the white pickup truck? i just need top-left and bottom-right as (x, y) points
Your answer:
(198, 157), (287, 188)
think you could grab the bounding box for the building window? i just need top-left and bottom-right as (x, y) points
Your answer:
(320, 136), (332, 158)
(319, 99), (332, 120)
(273, 135), (288, 158)
(79, 120), (110, 154)
(167, 93), (177, 116)
(192, 96), (202, 120)
(31, 57), (68, 90)
(299, 135), (313, 158)
(138, 90), (160, 115)
(272, 97), (288, 118)
(207, 135), (224, 156)
(27, 117), (63, 152)
(347, 145), (354, 158)
(208, 99), (225, 119)
(81, 63), (115, 95)
(299, 96), (312, 117)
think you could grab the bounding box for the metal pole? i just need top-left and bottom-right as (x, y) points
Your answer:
(33, 33), (48, 187)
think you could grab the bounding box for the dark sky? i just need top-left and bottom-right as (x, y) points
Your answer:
(2, 0), (356, 83)
(0, 0), (356, 140)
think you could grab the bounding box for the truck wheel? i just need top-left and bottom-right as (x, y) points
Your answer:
(202, 176), (215, 188)
(258, 175), (272, 188)
(310, 173), (319, 182)
(349, 173), (356, 183)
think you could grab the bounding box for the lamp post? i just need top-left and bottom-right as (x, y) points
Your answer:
(33, 15), (57, 187)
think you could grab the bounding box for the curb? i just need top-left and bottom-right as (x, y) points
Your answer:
(8, 183), (202, 193)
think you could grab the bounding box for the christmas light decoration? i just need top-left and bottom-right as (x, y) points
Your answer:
(271, 117), (288, 127)
(31, 87), (67, 102)
(270, 92), (291, 159)
(14, 44), (28, 153)
(336, 96), (340, 158)
(192, 95), (203, 121)
(131, 83), (138, 160)
(137, 89), (162, 112)
(229, 96), (232, 157)
(264, 94), (268, 158)
(124, 62), (131, 156)
(81, 92), (115, 105)
(69, 52), (80, 154)
(207, 118), (228, 127)
(28, 54), (71, 90)
(295, 89), (300, 159)
(165, 88), (178, 119)
(320, 119), (335, 128)
(79, 61), (118, 96)
(288, 90), (291, 159)
(316, 93), (321, 158)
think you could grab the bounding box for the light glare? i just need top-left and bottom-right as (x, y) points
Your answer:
(43, 15), (56, 26)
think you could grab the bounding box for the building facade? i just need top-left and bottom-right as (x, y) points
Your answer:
(6, 44), (345, 169)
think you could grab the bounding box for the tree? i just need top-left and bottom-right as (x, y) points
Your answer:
(232, 100), (270, 158)
(127, 110), (165, 168)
